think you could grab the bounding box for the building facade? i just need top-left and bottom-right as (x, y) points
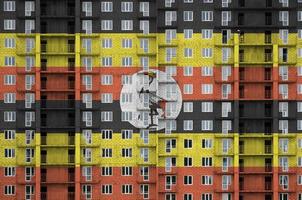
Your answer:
(1, 0), (302, 200)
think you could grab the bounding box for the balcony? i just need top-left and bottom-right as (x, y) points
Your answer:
(68, 193), (75, 200)
(264, 53), (272, 62)
(68, 155), (75, 164)
(265, 164), (272, 172)
(41, 192), (47, 200)
(41, 100), (75, 110)
(40, 44), (75, 55)
(264, 145), (272, 154)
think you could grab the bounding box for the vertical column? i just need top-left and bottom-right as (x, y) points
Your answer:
(272, 44), (279, 200)
(35, 33), (41, 200)
(273, 134), (279, 200)
(75, 33), (81, 200)
(233, 33), (240, 200)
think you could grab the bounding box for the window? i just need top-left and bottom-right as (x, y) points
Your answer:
(184, 157), (193, 166)
(101, 93), (113, 104)
(25, 56), (34, 71)
(299, 11), (302, 21)
(201, 11), (213, 21)
(202, 29), (213, 39)
(298, 175), (302, 185)
(140, 2), (149, 17)
(25, 112), (35, 127)
(184, 48), (193, 58)
(279, 175), (289, 190)
(102, 148), (112, 158)
(201, 175), (213, 185)
(101, 20), (113, 30)
(122, 39), (132, 48)
(5, 148), (15, 158)
(4, 93), (16, 103)
(82, 130), (92, 144)
(184, 139), (193, 148)
(121, 111), (132, 121)
(183, 102), (193, 112)
(202, 139), (213, 149)
(184, 0), (193, 3)
(121, 184), (133, 194)
(165, 11), (177, 26)
(100, 129), (112, 140)
(4, 38), (15, 48)
(222, 11), (231, 26)
(101, 166), (113, 176)
(184, 120), (193, 131)
(4, 75), (16, 85)
(82, 2), (92, 16)
(121, 75), (132, 85)
(184, 29), (193, 39)
(4, 130), (15, 140)
(183, 84), (193, 94)
(4, 167), (15, 177)
(279, 11), (289, 26)
(298, 84), (302, 94)
(204, 0), (213, 2)
(102, 184), (112, 194)
(298, 157), (302, 167)
(202, 66), (213, 76)
(25, 20), (35, 34)
(101, 2), (113, 12)
(201, 102), (213, 112)
(122, 57), (132, 67)
(202, 84), (213, 94)
(202, 48), (213, 58)
(221, 102), (232, 117)
(25, 1), (35, 16)
(184, 175), (193, 185)
(280, 29), (289, 44)
(82, 57), (92, 71)
(201, 193), (213, 200)
(201, 157), (213, 167)
(122, 148), (132, 158)
(5, 56), (15, 66)
(102, 38), (112, 48)
(121, 2), (133, 12)
(121, 20), (133, 31)
(122, 130), (133, 139)
(4, 1), (15, 11)
(184, 194), (193, 200)
(184, 11), (193, 21)
(122, 166), (133, 176)
(201, 120), (213, 131)
(101, 111), (113, 122)
(101, 75), (113, 85)
(4, 111), (16, 122)
(4, 185), (15, 195)
(222, 175), (232, 190)
(82, 20), (92, 34)
(4, 20), (16, 30)
(101, 57), (112, 67)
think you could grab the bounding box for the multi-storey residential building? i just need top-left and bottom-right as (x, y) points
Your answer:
(1, 0), (302, 200)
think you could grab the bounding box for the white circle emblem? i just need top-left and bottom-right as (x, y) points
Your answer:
(120, 70), (183, 130)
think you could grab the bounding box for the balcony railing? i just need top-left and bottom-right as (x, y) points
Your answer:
(265, 164), (272, 172)
(41, 173), (47, 182)
(41, 192), (47, 200)
(41, 156), (47, 164)
(265, 145), (272, 154)
(40, 44), (75, 54)
(68, 155), (75, 163)
(68, 173), (75, 182)
(265, 53), (272, 62)
(239, 145), (244, 154)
